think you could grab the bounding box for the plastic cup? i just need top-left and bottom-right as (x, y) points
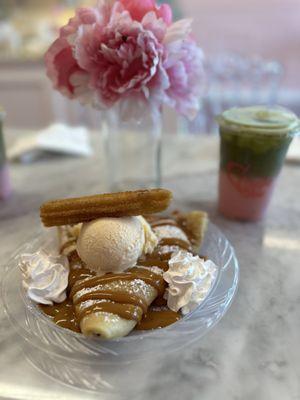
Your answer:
(0, 108), (12, 201)
(217, 106), (299, 221)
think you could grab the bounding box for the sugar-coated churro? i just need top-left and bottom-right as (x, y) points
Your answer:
(40, 189), (172, 227)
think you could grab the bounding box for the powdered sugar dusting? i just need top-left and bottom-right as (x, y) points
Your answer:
(153, 225), (188, 242)
(136, 265), (164, 276)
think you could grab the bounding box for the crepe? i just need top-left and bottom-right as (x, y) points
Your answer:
(69, 267), (162, 339)
(73, 276), (159, 339)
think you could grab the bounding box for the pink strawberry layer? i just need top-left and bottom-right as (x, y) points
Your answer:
(218, 170), (277, 221)
(0, 164), (12, 200)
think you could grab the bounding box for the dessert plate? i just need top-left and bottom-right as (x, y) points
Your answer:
(2, 223), (239, 393)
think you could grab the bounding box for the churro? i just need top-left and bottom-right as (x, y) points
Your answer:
(40, 189), (172, 227)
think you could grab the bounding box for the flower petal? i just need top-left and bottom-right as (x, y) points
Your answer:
(163, 18), (193, 45)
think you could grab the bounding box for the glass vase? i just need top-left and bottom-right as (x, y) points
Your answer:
(102, 108), (162, 192)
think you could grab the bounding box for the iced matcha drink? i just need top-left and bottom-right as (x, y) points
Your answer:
(217, 106), (299, 221)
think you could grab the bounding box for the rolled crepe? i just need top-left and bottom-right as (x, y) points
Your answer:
(181, 211), (208, 252)
(68, 265), (164, 339)
(150, 210), (208, 253)
(74, 278), (158, 338)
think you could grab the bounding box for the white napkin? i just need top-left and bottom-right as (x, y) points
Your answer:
(287, 137), (300, 164)
(8, 123), (92, 162)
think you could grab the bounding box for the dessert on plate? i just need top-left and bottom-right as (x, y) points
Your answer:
(20, 189), (218, 340)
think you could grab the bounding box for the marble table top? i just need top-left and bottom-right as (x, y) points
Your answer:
(0, 132), (299, 400)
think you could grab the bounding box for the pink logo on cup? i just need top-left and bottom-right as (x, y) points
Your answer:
(226, 161), (273, 198)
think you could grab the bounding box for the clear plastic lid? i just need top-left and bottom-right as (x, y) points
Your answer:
(217, 105), (300, 136)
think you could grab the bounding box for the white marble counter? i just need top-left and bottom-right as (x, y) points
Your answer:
(0, 133), (300, 400)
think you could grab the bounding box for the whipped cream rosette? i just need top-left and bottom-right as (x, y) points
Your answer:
(164, 251), (218, 315)
(19, 250), (69, 305)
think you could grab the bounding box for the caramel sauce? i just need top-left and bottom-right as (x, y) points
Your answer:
(67, 250), (95, 288)
(150, 219), (178, 228)
(39, 299), (80, 333)
(70, 268), (165, 300)
(159, 252), (174, 261)
(77, 302), (143, 322)
(128, 267), (166, 296)
(68, 266), (94, 288)
(152, 296), (167, 307)
(73, 290), (148, 313)
(135, 310), (180, 330)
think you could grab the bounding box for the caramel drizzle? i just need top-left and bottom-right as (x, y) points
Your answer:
(73, 290), (148, 313)
(150, 215), (193, 246)
(76, 302), (143, 322)
(70, 268), (165, 301)
(159, 252), (174, 261)
(66, 251), (95, 288)
(68, 267), (94, 288)
(150, 219), (178, 228)
(69, 266), (166, 323)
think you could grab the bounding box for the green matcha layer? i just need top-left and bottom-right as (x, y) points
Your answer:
(220, 128), (292, 178)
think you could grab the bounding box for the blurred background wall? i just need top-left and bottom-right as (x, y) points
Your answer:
(182, 0), (300, 88)
(0, 0), (299, 130)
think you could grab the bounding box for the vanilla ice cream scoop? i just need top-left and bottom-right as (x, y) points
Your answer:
(77, 216), (155, 275)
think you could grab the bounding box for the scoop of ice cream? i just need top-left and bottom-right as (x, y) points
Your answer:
(77, 217), (151, 275)
(137, 216), (158, 254)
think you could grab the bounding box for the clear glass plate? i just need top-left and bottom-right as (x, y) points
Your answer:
(1, 223), (239, 393)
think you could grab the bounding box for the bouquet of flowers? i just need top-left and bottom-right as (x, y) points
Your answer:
(45, 0), (205, 120)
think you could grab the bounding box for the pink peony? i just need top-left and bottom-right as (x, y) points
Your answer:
(45, 0), (205, 119)
(165, 39), (205, 119)
(74, 7), (169, 110)
(45, 7), (100, 99)
(120, 0), (172, 25)
(163, 19), (206, 119)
